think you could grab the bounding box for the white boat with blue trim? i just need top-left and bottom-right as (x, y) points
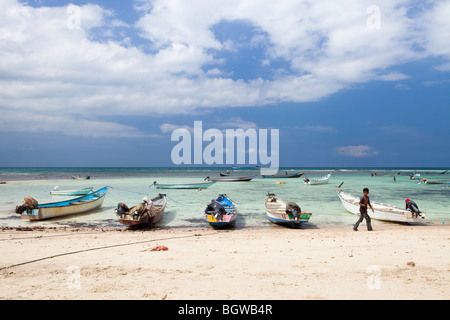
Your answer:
(20, 186), (109, 221)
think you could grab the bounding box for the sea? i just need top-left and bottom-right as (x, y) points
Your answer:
(0, 167), (449, 229)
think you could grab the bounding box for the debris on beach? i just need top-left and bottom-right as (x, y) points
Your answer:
(407, 261), (416, 267)
(142, 245), (169, 252)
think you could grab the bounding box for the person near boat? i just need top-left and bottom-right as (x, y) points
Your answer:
(405, 199), (421, 218)
(354, 188), (374, 231)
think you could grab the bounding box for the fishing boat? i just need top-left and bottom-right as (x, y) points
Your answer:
(422, 178), (450, 185)
(371, 172), (397, 177)
(20, 186), (109, 221)
(72, 175), (91, 180)
(264, 193), (312, 227)
(220, 171), (231, 176)
(116, 194), (167, 227)
(50, 187), (93, 196)
(409, 173), (421, 180)
(262, 172), (304, 179)
(205, 176), (256, 182)
(204, 194), (237, 228)
(304, 173), (331, 185)
(337, 189), (425, 223)
(154, 181), (215, 190)
(439, 170), (448, 175)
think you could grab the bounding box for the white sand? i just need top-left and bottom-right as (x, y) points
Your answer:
(0, 224), (449, 300)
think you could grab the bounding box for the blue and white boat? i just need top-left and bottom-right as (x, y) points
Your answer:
(20, 186), (109, 221)
(204, 194), (237, 228)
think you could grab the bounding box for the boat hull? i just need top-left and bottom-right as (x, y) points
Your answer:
(304, 174), (331, 185)
(207, 176), (256, 182)
(21, 186), (109, 221)
(117, 195), (167, 227)
(337, 190), (425, 223)
(262, 172), (304, 179)
(155, 182), (215, 189)
(264, 196), (311, 227)
(50, 187), (94, 196)
(205, 194), (237, 228)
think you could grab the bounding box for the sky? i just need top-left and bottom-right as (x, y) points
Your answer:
(0, 0), (449, 168)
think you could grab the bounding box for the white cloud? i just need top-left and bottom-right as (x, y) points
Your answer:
(0, 0), (449, 137)
(395, 83), (412, 90)
(337, 145), (378, 157)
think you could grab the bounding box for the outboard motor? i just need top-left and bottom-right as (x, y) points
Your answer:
(116, 202), (130, 217)
(285, 202), (301, 222)
(207, 200), (226, 221)
(15, 197), (38, 215)
(405, 199), (423, 219)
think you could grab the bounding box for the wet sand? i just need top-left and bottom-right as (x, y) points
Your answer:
(0, 224), (449, 300)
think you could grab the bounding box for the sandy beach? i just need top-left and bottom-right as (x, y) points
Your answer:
(0, 224), (449, 300)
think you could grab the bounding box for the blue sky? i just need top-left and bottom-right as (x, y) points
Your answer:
(0, 0), (449, 168)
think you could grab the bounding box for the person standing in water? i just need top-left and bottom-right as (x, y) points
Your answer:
(354, 188), (374, 231)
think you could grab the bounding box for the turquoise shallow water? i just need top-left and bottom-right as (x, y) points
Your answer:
(0, 168), (449, 229)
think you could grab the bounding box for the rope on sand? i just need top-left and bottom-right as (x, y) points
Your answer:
(0, 232), (219, 272)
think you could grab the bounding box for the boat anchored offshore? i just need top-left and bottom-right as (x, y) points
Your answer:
(116, 194), (167, 228)
(262, 172), (304, 179)
(17, 186), (109, 221)
(205, 176), (256, 182)
(154, 181), (215, 190)
(304, 173), (331, 185)
(50, 187), (93, 196)
(264, 193), (312, 227)
(204, 194), (237, 228)
(337, 189), (425, 223)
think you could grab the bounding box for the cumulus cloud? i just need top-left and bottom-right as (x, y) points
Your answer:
(337, 145), (379, 157)
(0, 0), (449, 137)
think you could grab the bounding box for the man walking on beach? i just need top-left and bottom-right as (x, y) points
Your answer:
(354, 188), (374, 231)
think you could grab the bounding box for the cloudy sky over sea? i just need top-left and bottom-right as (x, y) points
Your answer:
(1, 0), (449, 167)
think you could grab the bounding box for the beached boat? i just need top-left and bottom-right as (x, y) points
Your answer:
(154, 181), (215, 190)
(116, 194), (167, 227)
(50, 187), (93, 196)
(20, 186), (109, 221)
(304, 173), (331, 185)
(264, 193), (312, 227)
(262, 172), (304, 179)
(72, 176), (91, 180)
(204, 194), (237, 228)
(205, 176), (256, 182)
(372, 173), (397, 177)
(337, 189), (425, 222)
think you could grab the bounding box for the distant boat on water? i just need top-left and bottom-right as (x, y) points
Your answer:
(262, 172), (304, 179)
(50, 187), (93, 196)
(154, 181), (215, 190)
(205, 176), (256, 182)
(371, 172), (397, 177)
(421, 178), (450, 185)
(304, 173), (332, 185)
(72, 175), (91, 180)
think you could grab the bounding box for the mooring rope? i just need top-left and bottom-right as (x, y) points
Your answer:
(0, 232), (219, 271)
